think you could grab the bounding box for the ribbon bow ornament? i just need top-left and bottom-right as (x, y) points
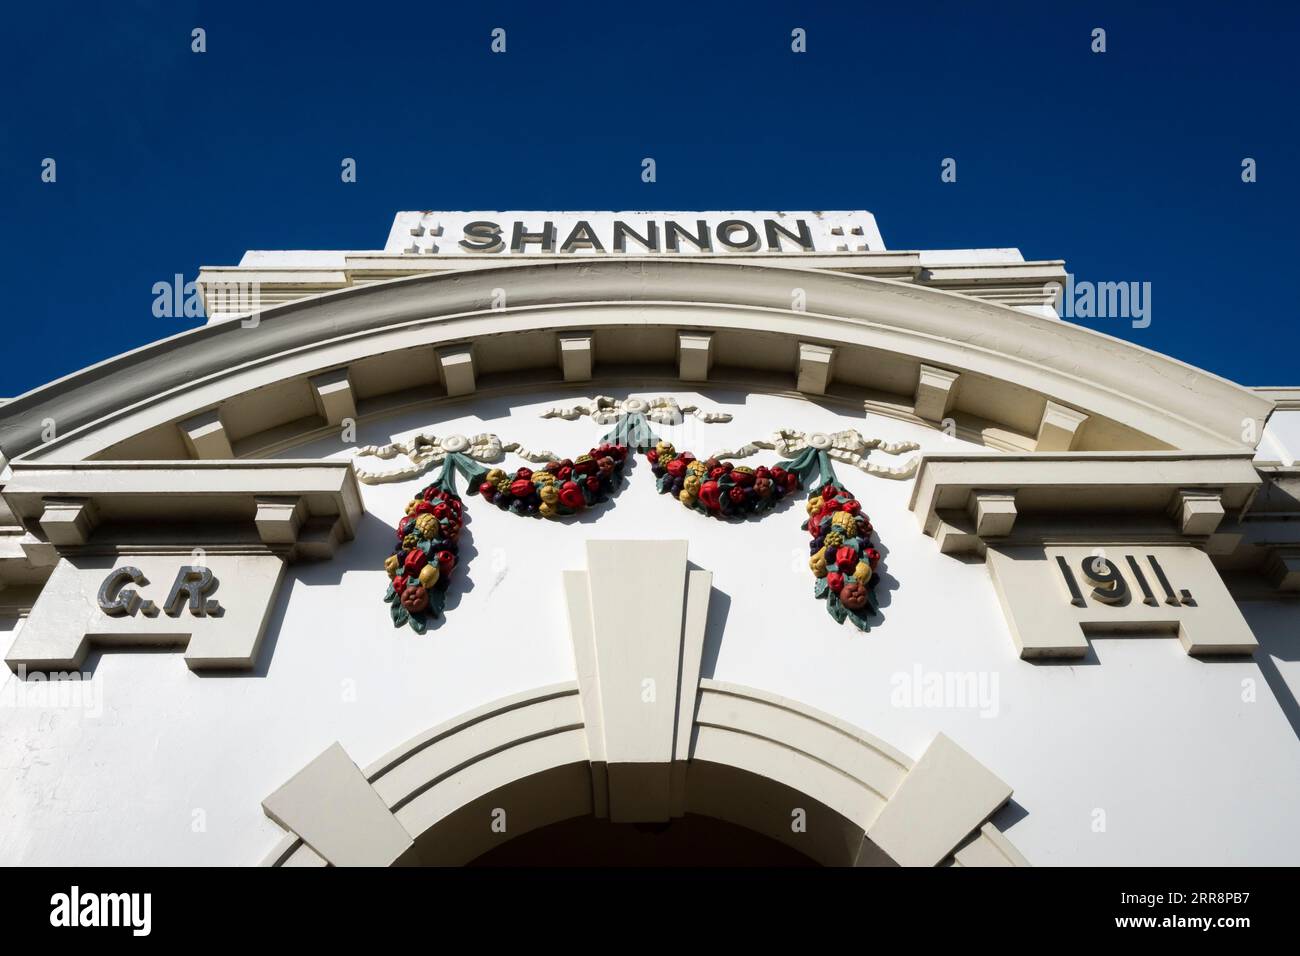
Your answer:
(353, 432), (560, 484)
(541, 396), (732, 450)
(713, 429), (921, 481)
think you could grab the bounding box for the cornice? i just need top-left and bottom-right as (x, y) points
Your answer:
(1, 460), (362, 563)
(1254, 386), (1300, 410)
(0, 259), (1273, 463)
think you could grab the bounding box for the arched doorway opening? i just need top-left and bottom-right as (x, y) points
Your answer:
(468, 813), (819, 867)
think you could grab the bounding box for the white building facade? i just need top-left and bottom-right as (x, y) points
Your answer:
(1, 211), (1297, 866)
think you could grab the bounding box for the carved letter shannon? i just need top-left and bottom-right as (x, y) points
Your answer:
(457, 217), (815, 254)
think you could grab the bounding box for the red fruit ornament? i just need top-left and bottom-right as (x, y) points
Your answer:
(401, 585), (430, 613)
(839, 581), (869, 610)
(699, 480), (723, 511)
(558, 482), (585, 509)
(403, 549), (427, 574)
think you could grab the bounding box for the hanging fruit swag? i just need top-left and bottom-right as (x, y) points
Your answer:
(648, 442), (798, 517)
(473, 442), (630, 518)
(471, 398), (678, 519)
(798, 470), (883, 631)
(647, 437), (886, 630)
(373, 405), (659, 632)
(382, 449), (484, 634)
(357, 403), (915, 635)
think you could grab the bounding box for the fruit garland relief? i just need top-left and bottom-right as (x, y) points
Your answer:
(800, 478), (881, 630)
(648, 444), (800, 517)
(474, 442), (630, 518)
(643, 429), (918, 630)
(352, 405), (919, 635)
(380, 441), (486, 633)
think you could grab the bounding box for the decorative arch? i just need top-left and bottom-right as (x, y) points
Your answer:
(260, 680), (1027, 868)
(0, 259), (1271, 467)
(260, 540), (1027, 868)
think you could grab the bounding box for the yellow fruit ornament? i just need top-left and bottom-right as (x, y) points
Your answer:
(809, 547), (828, 577)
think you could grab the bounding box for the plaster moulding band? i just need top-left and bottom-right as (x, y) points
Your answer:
(1, 460), (363, 561)
(909, 451), (1262, 552)
(0, 260), (1272, 464)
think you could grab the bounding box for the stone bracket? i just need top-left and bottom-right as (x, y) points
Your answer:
(38, 498), (100, 546)
(1168, 487), (1226, 536)
(309, 368), (357, 426)
(967, 490), (1017, 538)
(1263, 548), (1300, 591)
(262, 742), (414, 867)
(179, 408), (233, 459)
(557, 332), (593, 382)
(1035, 400), (1088, 452)
(914, 365), (960, 423)
(796, 342), (835, 395)
(254, 495), (307, 546)
(436, 344), (476, 397)
(863, 734), (1012, 867)
(677, 331), (714, 382)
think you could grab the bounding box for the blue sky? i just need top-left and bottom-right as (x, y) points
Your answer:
(3, 0), (1296, 396)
